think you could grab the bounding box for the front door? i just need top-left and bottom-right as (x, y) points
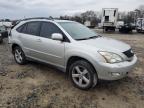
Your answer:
(35, 22), (65, 68)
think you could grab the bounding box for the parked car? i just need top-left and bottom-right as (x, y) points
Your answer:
(9, 18), (137, 90)
(0, 20), (12, 28)
(119, 23), (134, 33)
(84, 20), (95, 28)
(0, 26), (8, 43)
(116, 21), (124, 29)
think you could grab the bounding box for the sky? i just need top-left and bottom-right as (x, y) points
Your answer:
(0, 0), (143, 19)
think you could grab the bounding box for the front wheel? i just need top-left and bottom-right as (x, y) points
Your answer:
(13, 46), (27, 65)
(69, 60), (98, 90)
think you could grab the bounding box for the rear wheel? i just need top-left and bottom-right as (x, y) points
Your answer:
(13, 46), (27, 65)
(69, 60), (98, 90)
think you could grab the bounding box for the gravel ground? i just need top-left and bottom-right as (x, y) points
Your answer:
(0, 30), (144, 108)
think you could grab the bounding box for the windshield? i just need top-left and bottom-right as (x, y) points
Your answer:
(58, 22), (98, 40)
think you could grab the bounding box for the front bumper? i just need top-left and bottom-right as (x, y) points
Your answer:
(95, 55), (137, 80)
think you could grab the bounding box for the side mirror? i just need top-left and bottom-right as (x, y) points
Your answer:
(51, 33), (63, 41)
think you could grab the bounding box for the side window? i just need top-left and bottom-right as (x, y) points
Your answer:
(16, 23), (27, 33)
(40, 22), (62, 38)
(26, 22), (40, 36)
(21, 24), (27, 33)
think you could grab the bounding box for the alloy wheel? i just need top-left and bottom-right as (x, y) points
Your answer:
(15, 49), (23, 63)
(72, 66), (90, 88)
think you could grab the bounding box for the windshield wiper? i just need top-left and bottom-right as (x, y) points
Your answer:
(76, 38), (89, 40)
(88, 35), (99, 39)
(76, 35), (101, 41)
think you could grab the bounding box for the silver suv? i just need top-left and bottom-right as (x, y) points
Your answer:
(9, 18), (137, 90)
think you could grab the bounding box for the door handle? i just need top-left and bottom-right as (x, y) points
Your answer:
(36, 39), (42, 42)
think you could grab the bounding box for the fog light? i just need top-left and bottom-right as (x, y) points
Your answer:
(111, 72), (120, 76)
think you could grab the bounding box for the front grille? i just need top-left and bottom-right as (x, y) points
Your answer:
(123, 49), (134, 58)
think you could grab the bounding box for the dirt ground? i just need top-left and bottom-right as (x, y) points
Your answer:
(0, 30), (144, 108)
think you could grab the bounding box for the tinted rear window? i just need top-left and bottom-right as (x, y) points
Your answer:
(26, 22), (40, 36)
(16, 23), (27, 33)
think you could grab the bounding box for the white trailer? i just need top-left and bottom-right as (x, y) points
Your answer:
(84, 21), (91, 27)
(136, 18), (144, 33)
(101, 8), (118, 31)
(84, 20), (95, 28)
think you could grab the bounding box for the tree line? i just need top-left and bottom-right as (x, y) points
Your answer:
(59, 5), (144, 26)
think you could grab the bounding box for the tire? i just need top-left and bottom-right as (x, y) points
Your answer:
(69, 60), (98, 90)
(105, 28), (108, 31)
(0, 37), (3, 44)
(137, 29), (141, 33)
(113, 28), (115, 31)
(13, 46), (27, 65)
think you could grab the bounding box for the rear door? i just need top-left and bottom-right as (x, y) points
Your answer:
(17, 21), (42, 58)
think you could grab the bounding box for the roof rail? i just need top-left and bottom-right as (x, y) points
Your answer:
(21, 17), (54, 21)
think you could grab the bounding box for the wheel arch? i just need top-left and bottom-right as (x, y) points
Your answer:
(11, 43), (21, 54)
(66, 56), (97, 76)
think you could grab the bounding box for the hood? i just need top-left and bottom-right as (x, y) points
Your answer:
(78, 37), (131, 52)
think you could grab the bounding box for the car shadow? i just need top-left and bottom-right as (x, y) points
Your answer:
(24, 60), (133, 92)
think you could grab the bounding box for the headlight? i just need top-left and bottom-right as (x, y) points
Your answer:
(98, 51), (123, 63)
